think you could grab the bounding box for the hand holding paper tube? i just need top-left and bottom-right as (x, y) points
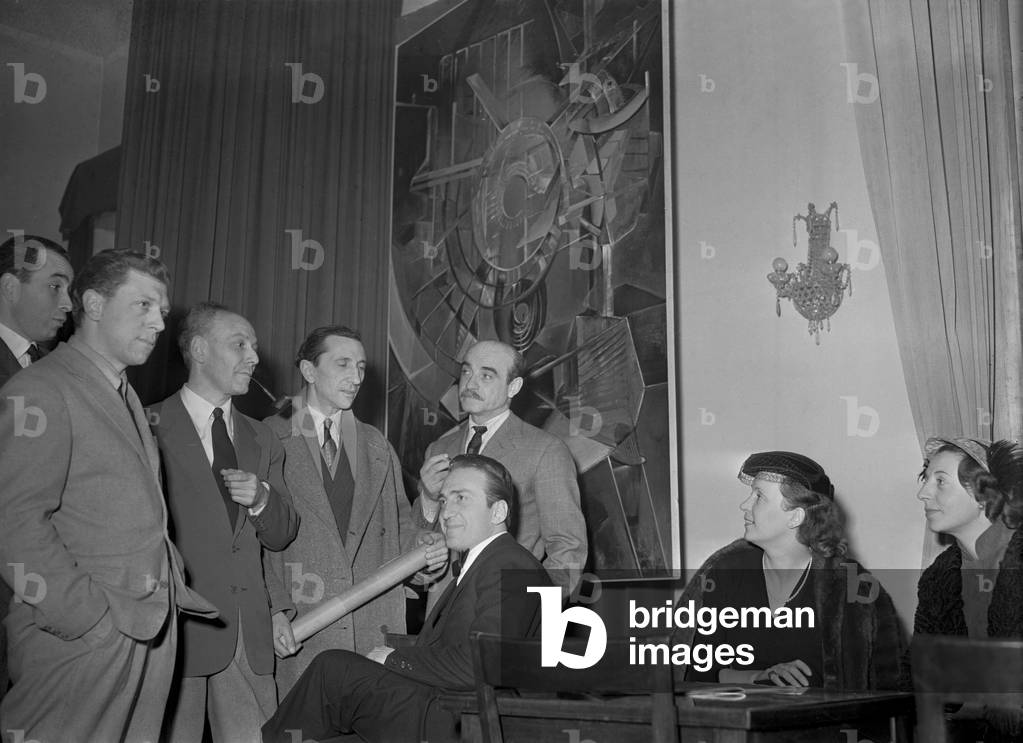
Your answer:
(291, 537), (439, 644)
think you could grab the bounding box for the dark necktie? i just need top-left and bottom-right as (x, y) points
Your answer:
(322, 419), (338, 469)
(211, 407), (240, 525)
(118, 380), (145, 443)
(466, 425), (487, 455)
(26, 344), (42, 363)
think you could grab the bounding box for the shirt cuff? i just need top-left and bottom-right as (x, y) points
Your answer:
(248, 482), (270, 517)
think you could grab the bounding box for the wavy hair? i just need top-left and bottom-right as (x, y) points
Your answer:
(923, 440), (1023, 529)
(779, 479), (848, 557)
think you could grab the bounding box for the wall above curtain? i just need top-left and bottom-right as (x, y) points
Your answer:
(116, 0), (401, 427)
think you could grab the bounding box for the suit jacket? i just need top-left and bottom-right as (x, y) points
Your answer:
(415, 412), (587, 592)
(263, 393), (418, 694)
(0, 337), (25, 700)
(0, 338), (22, 390)
(262, 533), (550, 743)
(151, 391), (299, 677)
(384, 532), (549, 690)
(0, 339), (215, 646)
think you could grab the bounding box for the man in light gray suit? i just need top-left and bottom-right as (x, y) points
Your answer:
(263, 325), (446, 697)
(0, 250), (217, 743)
(416, 339), (587, 600)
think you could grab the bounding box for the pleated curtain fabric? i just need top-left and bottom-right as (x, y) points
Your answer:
(840, 0), (1023, 448)
(116, 0), (401, 431)
(840, 0), (1023, 564)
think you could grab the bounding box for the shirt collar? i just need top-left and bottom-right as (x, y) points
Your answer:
(456, 531), (506, 585)
(306, 402), (343, 430)
(466, 409), (511, 451)
(68, 334), (124, 390)
(180, 383), (234, 435)
(306, 402), (344, 443)
(0, 321), (31, 362)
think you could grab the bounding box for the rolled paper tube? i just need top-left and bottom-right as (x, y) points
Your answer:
(291, 543), (431, 643)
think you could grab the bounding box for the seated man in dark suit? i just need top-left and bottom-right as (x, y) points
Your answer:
(262, 454), (551, 743)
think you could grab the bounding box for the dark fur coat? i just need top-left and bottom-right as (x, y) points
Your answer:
(913, 527), (1023, 638)
(676, 539), (905, 690)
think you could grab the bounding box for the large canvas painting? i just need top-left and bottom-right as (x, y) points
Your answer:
(387, 0), (676, 572)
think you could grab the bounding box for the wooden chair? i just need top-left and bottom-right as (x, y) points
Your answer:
(911, 634), (1023, 742)
(470, 631), (678, 743)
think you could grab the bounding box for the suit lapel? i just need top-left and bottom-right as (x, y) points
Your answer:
(420, 577), (460, 638)
(420, 534), (510, 641)
(345, 420), (384, 556)
(479, 412), (519, 458)
(0, 339), (21, 388)
(232, 412), (260, 537)
(441, 421), (469, 456)
(58, 344), (157, 480)
(160, 394), (237, 534)
(124, 382), (162, 478)
(284, 401), (340, 534)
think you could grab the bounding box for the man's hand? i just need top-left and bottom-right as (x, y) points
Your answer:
(418, 454), (451, 501)
(221, 469), (267, 510)
(366, 645), (394, 665)
(415, 531), (448, 581)
(271, 611), (301, 658)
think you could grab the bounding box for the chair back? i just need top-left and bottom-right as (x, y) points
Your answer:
(470, 631), (678, 743)
(911, 634), (1023, 742)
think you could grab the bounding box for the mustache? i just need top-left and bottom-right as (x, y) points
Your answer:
(460, 390), (482, 400)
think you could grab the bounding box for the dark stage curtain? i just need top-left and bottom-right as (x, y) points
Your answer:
(116, 0), (400, 427)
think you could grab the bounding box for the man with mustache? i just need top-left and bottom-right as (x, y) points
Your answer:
(0, 250), (217, 742)
(416, 339), (587, 602)
(151, 302), (299, 742)
(0, 234), (74, 703)
(262, 325), (446, 698)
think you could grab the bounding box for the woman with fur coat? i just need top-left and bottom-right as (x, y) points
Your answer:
(677, 451), (904, 690)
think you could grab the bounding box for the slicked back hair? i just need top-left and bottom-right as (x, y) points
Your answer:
(295, 325), (362, 368)
(447, 453), (517, 532)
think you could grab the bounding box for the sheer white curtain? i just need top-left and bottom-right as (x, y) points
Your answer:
(841, 0), (1023, 563)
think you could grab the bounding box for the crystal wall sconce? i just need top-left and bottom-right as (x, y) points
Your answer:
(768, 201), (851, 344)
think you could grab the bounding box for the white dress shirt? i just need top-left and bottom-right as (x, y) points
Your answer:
(180, 384), (234, 465)
(465, 408), (511, 453)
(0, 320), (32, 368)
(179, 385), (266, 516)
(305, 403), (358, 479)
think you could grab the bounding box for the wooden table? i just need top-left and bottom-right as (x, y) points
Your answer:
(438, 684), (915, 743)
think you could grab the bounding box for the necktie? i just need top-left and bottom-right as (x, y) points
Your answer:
(466, 425), (487, 455)
(26, 344), (42, 363)
(322, 419), (338, 469)
(118, 379), (145, 443)
(211, 407), (240, 525)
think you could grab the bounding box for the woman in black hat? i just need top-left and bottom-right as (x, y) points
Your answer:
(913, 437), (1023, 640)
(677, 451), (904, 690)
